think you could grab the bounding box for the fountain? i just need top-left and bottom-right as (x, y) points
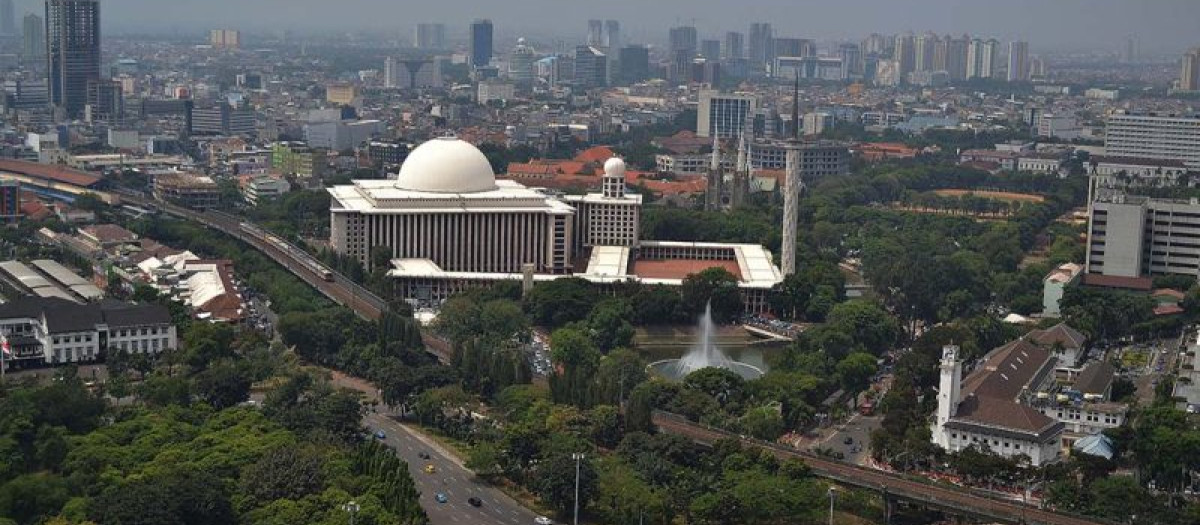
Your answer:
(647, 302), (765, 381)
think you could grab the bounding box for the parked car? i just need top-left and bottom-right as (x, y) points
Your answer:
(435, 493), (447, 504)
(374, 430), (386, 440)
(468, 497), (482, 507)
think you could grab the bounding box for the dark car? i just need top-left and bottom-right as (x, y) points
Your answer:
(374, 430), (386, 440)
(843, 437), (853, 445)
(468, 497), (482, 507)
(418, 451), (431, 459)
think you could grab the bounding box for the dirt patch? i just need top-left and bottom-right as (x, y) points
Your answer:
(932, 189), (1045, 203)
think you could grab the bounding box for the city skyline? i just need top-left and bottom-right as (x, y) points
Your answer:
(30, 0), (1199, 53)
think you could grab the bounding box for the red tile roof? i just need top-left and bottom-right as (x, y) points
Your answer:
(0, 159), (101, 188)
(1080, 274), (1153, 291)
(574, 146), (615, 163)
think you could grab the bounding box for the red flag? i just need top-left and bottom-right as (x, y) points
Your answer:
(2, 339), (11, 358)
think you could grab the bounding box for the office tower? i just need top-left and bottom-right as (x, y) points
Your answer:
(617, 45), (649, 84)
(509, 38), (536, 89)
(469, 19), (493, 67)
(1181, 48), (1200, 91)
(697, 89), (757, 138)
(669, 26), (697, 54)
(46, 0), (101, 119)
(0, 0), (12, 35)
(587, 19), (603, 47)
(773, 38), (812, 59)
(85, 79), (121, 123)
(22, 14), (44, 59)
(749, 23), (772, 66)
(603, 20), (620, 49)
(931, 37), (949, 71)
(573, 46), (606, 88)
(724, 31), (744, 59)
(945, 34), (971, 81)
(1085, 192), (1200, 278)
(893, 33), (915, 78)
(387, 58), (442, 89)
(1030, 56), (1045, 79)
(1106, 111), (1200, 167)
(700, 39), (720, 60)
(839, 43), (862, 79)
(669, 48), (693, 82)
(414, 23), (446, 49)
(915, 32), (938, 72)
(1007, 41), (1029, 82)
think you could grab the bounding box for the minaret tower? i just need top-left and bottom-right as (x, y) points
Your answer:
(780, 76), (802, 276)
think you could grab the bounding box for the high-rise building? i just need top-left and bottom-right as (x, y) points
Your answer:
(0, 0), (13, 36)
(617, 45), (649, 84)
(1007, 41), (1030, 82)
(469, 19), (493, 67)
(749, 23), (773, 69)
(697, 89), (757, 138)
(862, 33), (888, 55)
(1123, 36), (1138, 64)
(967, 38), (999, 79)
(46, 0), (101, 119)
(0, 180), (19, 222)
(414, 23), (446, 49)
(669, 26), (697, 54)
(945, 34), (971, 81)
(1179, 48), (1200, 91)
(85, 79), (121, 124)
(587, 19), (603, 47)
(603, 20), (620, 49)
(724, 31), (744, 60)
(1086, 191), (1200, 278)
(385, 57), (442, 89)
(773, 37), (813, 58)
(209, 29), (240, 49)
(838, 43), (862, 79)
(893, 33), (916, 78)
(1105, 111), (1200, 167)
(915, 32), (938, 72)
(700, 39), (721, 61)
(573, 45), (607, 89)
(22, 14), (44, 59)
(508, 38), (536, 89)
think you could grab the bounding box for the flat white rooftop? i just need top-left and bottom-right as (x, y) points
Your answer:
(329, 179), (574, 214)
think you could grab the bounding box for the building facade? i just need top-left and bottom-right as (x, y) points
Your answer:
(697, 90), (757, 139)
(469, 19), (493, 67)
(0, 297), (176, 368)
(1105, 112), (1200, 168)
(1086, 191), (1200, 278)
(46, 0), (101, 118)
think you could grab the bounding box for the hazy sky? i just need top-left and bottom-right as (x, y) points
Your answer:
(19, 0), (1200, 53)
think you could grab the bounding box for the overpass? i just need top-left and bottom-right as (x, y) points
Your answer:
(652, 411), (1112, 525)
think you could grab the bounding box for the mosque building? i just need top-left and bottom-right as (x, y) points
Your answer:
(328, 136), (784, 310)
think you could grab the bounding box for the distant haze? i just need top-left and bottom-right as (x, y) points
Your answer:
(17, 0), (1200, 53)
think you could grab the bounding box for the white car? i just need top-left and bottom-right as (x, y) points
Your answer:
(534, 517), (553, 525)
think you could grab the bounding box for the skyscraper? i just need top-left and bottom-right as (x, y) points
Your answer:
(1180, 48), (1200, 91)
(587, 19), (603, 47)
(749, 23), (773, 69)
(669, 26), (697, 54)
(617, 45), (649, 84)
(893, 33), (916, 78)
(915, 32), (938, 72)
(945, 34), (971, 81)
(469, 19), (493, 67)
(22, 14), (44, 59)
(508, 38), (535, 89)
(1007, 41), (1030, 82)
(46, 0), (101, 119)
(603, 20), (620, 49)
(967, 38), (999, 79)
(700, 39), (721, 61)
(573, 46), (607, 89)
(724, 31), (744, 60)
(414, 23), (446, 49)
(838, 43), (862, 79)
(0, 0), (13, 36)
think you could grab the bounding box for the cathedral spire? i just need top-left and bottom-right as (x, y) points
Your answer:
(710, 132), (721, 172)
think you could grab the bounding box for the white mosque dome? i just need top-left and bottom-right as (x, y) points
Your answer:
(395, 137), (497, 193)
(603, 157), (627, 178)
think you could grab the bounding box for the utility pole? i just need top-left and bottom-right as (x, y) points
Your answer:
(341, 500), (360, 525)
(572, 452), (585, 525)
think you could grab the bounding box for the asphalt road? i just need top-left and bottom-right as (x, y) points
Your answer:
(817, 413), (882, 466)
(364, 412), (546, 525)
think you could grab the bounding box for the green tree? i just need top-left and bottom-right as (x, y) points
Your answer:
(680, 268), (742, 323)
(238, 446), (326, 509)
(193, 360), (253, 409)
(587, 300), (636, 352)
(835, 352), (879, 394)
(533, 453), (598, 518)
(525, 278), (599, 327)
(0, 473), (70, 525)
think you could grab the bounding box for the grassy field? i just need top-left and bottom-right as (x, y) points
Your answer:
(933, 189), (1045, 203)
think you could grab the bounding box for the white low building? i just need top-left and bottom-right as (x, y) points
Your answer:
(0, 297), (177, 367)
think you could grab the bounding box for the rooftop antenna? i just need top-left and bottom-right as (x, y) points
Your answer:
(791, 72), (800, 140)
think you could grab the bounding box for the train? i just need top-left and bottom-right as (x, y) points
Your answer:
(239, 222), (335, 281)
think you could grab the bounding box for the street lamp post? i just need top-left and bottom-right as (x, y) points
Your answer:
(341, 500), (360, 525)
(827, 487), (836, 525)
(572, 452), (585, 525)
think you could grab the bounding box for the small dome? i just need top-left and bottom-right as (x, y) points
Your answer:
(396, 137), (497, 193)
(603, 157), (626, 178)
